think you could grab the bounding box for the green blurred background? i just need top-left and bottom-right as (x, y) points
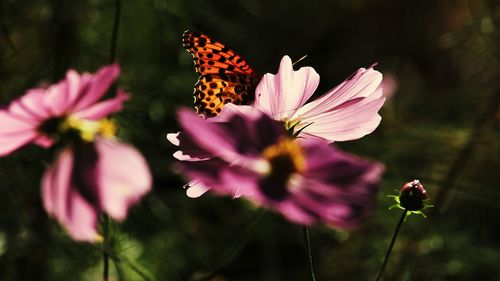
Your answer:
(0, 0), (499, 280)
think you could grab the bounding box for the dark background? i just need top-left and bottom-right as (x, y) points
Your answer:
(0, 0), (499, 280)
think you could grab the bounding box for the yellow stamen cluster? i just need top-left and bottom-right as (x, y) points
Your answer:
(63, 116), (117, 142)
(98, 119), (118, 139)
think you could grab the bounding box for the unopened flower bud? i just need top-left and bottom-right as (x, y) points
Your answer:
(399, 180), (427, 211)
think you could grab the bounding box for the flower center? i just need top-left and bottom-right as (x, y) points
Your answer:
(38, 116), (117, 144)
(63, 117), (117, 142)
(258, 138), (306, 201)
(261, 137), (305, 182)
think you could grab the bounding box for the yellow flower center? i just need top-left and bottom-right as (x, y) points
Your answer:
(63, 116), (117, 142)
(256, 137), (307, 200)
(97, 119), (118, 139)
(261, 137), (306, 179)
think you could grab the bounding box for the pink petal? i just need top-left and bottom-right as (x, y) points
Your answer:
(72, 89), (129, 120)
(44, 70), (84, 116)
(0, 111), (38, 156)
(173, 150), (210, 161)
(0, 132), (37, 156)
(42, 149), (100, 242)
(177, 108), (283, 170)
(33, 135), (55, 148)
(41, 149), (73, 218)
(167, 131), (214, 161)
(94, 138), (152, 221)
(72, 64), (120, 112)
(219, 168), (257, 198)
(177, 108), (243, 163)
(184, 180), (211, 198)
(296, 141), (384, 229)
(292, 67), (382, 121)
(298, 93), (385, 142)
(63, 192), (100, 241)
(211, 104), (263, 123)
(179, 158), (253, 198)
(166, 132), (180, 146)
(254, 55), (319, 120)
(274, 200), (316, 226)
(9, 89), (51, 122)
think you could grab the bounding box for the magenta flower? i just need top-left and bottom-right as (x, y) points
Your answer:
(0, 64), (152, 242)
(219, 55), (386, 142)
(175, 108), (384, 228)
(0, 64), (127, 155)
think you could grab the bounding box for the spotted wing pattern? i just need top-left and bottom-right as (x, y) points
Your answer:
(182, 30), (261, 117)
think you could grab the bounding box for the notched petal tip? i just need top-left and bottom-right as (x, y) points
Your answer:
(279, 55), (293, 69)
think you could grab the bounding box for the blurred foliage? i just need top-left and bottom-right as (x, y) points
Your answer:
(0, 0), (499, 280)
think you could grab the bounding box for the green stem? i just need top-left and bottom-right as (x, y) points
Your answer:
(374, 210), (408, 281)
(102, 0), (121, 279)
(102, 215), (110, 281)
(302, 226), (317, 281)
(109, 0), (121, 64)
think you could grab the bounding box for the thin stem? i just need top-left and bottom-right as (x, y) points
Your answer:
(102, 1), (121, 279)
(109, 0), (122, 64)
(302, 226), (317, 281)
(102, 215), (110, 281)
(374, 210), (408, 281)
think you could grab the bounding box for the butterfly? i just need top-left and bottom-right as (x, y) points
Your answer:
(182, 30), (261, 117)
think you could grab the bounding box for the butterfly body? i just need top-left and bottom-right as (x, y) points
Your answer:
(182, 30), (260, 117)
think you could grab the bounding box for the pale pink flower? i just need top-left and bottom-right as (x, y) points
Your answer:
(221, 55), (386, 142)
(0, 64), (152, 242)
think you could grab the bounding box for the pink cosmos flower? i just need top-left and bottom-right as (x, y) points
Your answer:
(0, 64), (127, 155)
(0, 64), (152, 242)
(224, 55), (386, 142)
(175, 108), (384, 229)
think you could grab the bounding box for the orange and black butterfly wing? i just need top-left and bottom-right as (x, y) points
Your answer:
(182, 30), (260, 117)
(192, 73), (260, 117)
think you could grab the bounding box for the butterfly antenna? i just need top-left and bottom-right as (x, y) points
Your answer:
(292, 55), (309, 66)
